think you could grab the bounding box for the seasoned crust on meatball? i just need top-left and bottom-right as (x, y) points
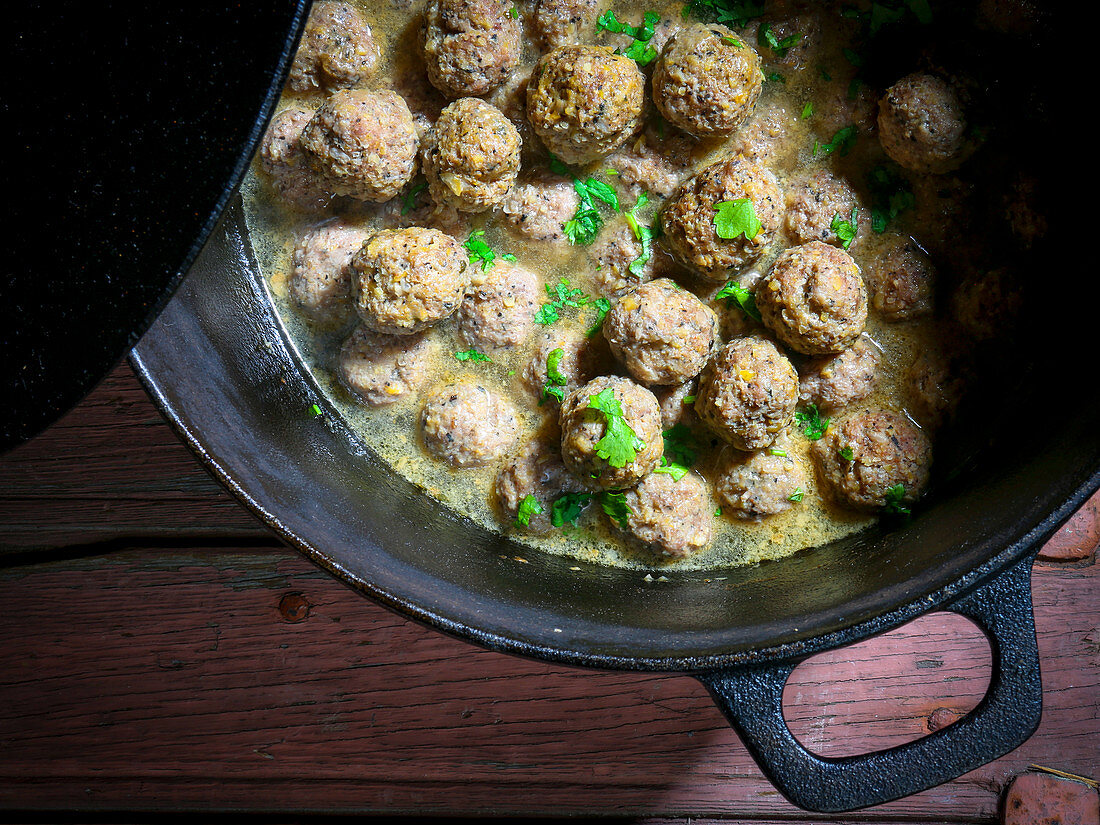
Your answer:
(420, 380), (520, 467)
(602, 279), (720, 386)
(421, 0), (522, 98)
(696, 337), (799, 451)
(457, 260), (539, 353)
(495, 442), (592, 534)
(877, 73), (970, 174)
(652, 23), (763, 137)
(288, 1), (378, 92)
(559, 375), (663, 489)
(906, 344), (972, 430)
(259, 106), (333, 211)
(950, 269), (1022, 342)
(526, 45), (645, 165)
(784, 169), (863, 248)
(756, 241), (867, 355)
(661, 154), (784, 281)
(864, 235), (935, 321)
(716, 438), (806, 518)
(799, 336), (880, 412)
(300, 89), (419, 202)
(422, 98), (522, 212)
(351, 227), (470, 335)
(338, 326), (437, 407)
(604, 125), (699, 198)
(499, 173), (579, 242)
(615, 471), (713, 558)
(533, 0), (603, 50)
(813, 409), (931, 511)
(289, 220), (368, 326)
(655, 380), (698, 430)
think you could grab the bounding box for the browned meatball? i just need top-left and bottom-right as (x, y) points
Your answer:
(652, 24), (763, 137)
(603, 279), (720, 386)
(696, 337), (799, 451)
(521, 329), (603, 405)
(590, 221), (683, 297)
(864, 235), (935, 321)
(420, 380), (520, 467)
(727, 97), (800, 171)
(661, 154), (784, 281)
(300, 90), (419, 202)
(421, 98), (522, 213)
(289, 220), (367, 326)
(499, 173), (579, 242)
(906, 345), (972, 430)
(951, 269), (1022, 342)
(422, 0), (522, 98)
(533, 0), (603, 50)
(716, 438), (806, 518)
(259, 106), (333, 211)
(655, 380), (698, 430)
(604, 126), (699, 198)
(495, 442), (592, 534)
(756, 241), (868, 355)
(457, 260), (539, 353)
(351, 227), (470, 335)
(813, 409), (932, 511)
(338, 326), (437, 407)
(615, 471), (713, 557)
(878, 73), (970, 174)
(745, 8), (824, 72)
(559, 376), (663, 489)
(527, 45), (645, 165)
(799, 336), (880, 412)
(784, 169), (863, 248)
(288, 1), (378, 92)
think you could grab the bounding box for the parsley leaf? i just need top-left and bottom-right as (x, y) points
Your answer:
(814, 125), (858, 158)
(540, 347), (568, 404)
(831, 208), (859, 250)
(682, 0), (764, 28)
(758, 22), (801, 57)
(582, 178), (621, 211)
(713, 199), (762, 241)
(794, 403), (830, 440)
(401, 180), (428, 215)
(464, 230), (514, 271)
(588, 387), (646, 468)
(515, 494), (543, 527)
(883, 483), (911, 516)
(625, 192), (656, 278)
(561, 177), (622, 246)
(867, 164), (916, 233)
(509, 4), (520, 18)
(586, 297), (612, 337)
(307, 403), (323, 418)
(621, 39), (659, 65)
(838, 446), (855, 461)
(551, 491), (592, 527)
(598, 10), (661, 66)
(801, 101), (814, 119)
(788, 487), (804, 502)
(600, 491), (633, 529)
(769, 447), (787, 457)
(714, 280), (762, 321)
(453, 348), (492, 363)
(662, 423), (698, 466)
(535, 278), (590, 325)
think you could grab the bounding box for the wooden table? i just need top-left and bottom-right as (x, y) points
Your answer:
(0, 362), (1096, 821)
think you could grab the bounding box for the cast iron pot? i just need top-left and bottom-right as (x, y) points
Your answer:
(131, 199), (1099, 813)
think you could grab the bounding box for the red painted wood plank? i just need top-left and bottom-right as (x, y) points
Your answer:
(0, 550), (1094, 820)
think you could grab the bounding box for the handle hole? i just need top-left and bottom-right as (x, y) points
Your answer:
(780, 612), (992, 757)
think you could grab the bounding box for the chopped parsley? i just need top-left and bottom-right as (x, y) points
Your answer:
(464, 230), (515, 271)
(766, 71), (786, 83)
(721, 35), (744, 47)
(625, 192), (657, 278)
(714, 506), (723, 516)
(768, 447), (787, 457)
(550, 160), (622, 246)
(654, 423), (698, 481)
(794, 403), (830, 441)
(307, 403), (323, 418)
(540, 347), (568, 404)
(883, 483), (911, 516)
(515, 494), (543, 527)
(714, 280), (762, 322)
(586, 297), (612, 337)
(401, 180), (428, 215)
(551, 492), (592, 527)
(682, 394), (696, 405)
(600, 491), (633, 529)
(509, 4), (520, 18)
(788, 487), (804, 502)
(588, 387), (646, 468)
(838, 446), (855, 461)
(801, 101), (814, 119)
(831, 208), (859, 250)
(534, 278), (590, 325)
(713, 199), (762, 241)
(758, 22), (801, 57)
(867, 164), (916, 233)
(682, 0), (764, 28)
(598, 10), (661, 66)
(813, 125), (858, 158)
(453, 348), (492, 363)
(842, 47), (863, 67)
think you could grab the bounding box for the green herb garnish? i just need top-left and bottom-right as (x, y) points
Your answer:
(682, 394), (696, 405)
(842, 47), (863, 67)
(662, 423), (698, 467)
(758, 22), (801, 57)
(814, 125), (858, 158)
(831, 208), (859, 250)
(464, 230), (514, 271)
(794, 403), (830, 440)
(551, 491), (592, 527)
(682, 0), (764, 28)
(766, 71), (786, 83)
(788, 487), (804, 502)
(883, 483), (911, 516)
(401, 180), (428, 215)
(625, 192), (656, 278)
(867, 164), (915, 233)
(534, 278), (590, 325)
(589, 387), (646, 468)
(307, 404), (323, 418)
(713, 198), (762, 241)
(801, 101), (814, 119)
(838, 446), (855, 461)
(515, 494), (543, 527)
(600, 490), (633, 529)
(540, 347), (568, 404)
(598, 10), (661, 65)
(714, 280), (761, 321)
(562, 177), (621, 245)
(586, 297), (612, 337)
(453, 348), (492, 363)
(768, 447), (787, 457)
(509, 4), (520, 18)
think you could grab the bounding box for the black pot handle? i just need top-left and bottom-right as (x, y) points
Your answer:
(696, 554), (1041, 813)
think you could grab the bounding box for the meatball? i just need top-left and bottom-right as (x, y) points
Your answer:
(951, 269), (1022, 343)
(420, 380), (520, 467)
(499, 173), (578, 242)
(289, 220), (368, 326)
(457, 260), (539, 353)
(421, 0), (522, 98)
(696, 337), (799, 451)
(338, 326), (436, 407)
(522, 329), (603, 405)
(590, 221), (681, 296)
(604, 126), (699, 198)
(756, 241), (868, 355)
(813, 409), (932, 511)
(716, 440), (806, 518)
(300, 90), (419, 202)
(351, 227), (470, 335)
(799, 336), (880, 412)
(906, 345), (971, 430)
(288, 1), (378, 92)
(527, 45), (645, 165)
(559, 376), (663, 489)
(727, 97), (800, 171)
(603, 279), (720, 386)
(864, 235), (935, 321)
(421, 98), (522, 213)
(745, 8), (824, 71)
(259, 106), (333, 211)
(784, 169), (863, 248)
(533, 0), (602, 50)
(661, 154), (784, 281)
(877, 73), (970, 174)
(655, 380), (697, 430)
(614, 471), (713, 558)
(652, 24), (763, 137)
(495, 443), (592, 534)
